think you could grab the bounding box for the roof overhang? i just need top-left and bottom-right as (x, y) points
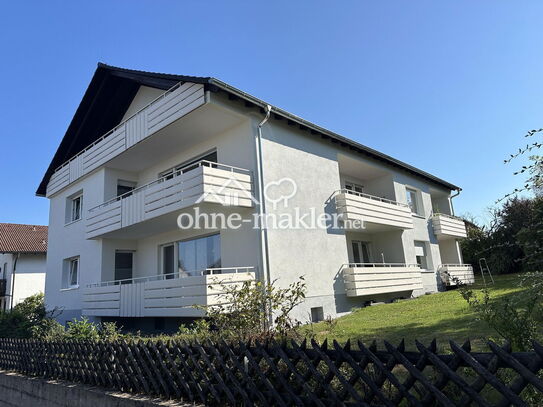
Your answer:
(36, 63), (460, 196)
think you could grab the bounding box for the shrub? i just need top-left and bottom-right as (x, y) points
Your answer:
(31, 318), (65, 341)
(65, 317), (100, 341)
(0, 293), (52, 338)
(176, 319), (211, 341)
(198, 276), (307, 342)
(99, 321), (123, 341)
(457, 273), (542, 351)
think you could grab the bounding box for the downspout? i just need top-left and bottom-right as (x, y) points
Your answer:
(450, 188), (461, 216)
(256, 105), (272, 289)
(10, 253), (19, 310)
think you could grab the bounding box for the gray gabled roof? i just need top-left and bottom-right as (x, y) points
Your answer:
(37, 63), (460, 196)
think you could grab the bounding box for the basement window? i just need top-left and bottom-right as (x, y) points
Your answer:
(311, 307), (324, 323)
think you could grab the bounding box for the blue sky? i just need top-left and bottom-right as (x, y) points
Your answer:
(0, 1), (541, 226)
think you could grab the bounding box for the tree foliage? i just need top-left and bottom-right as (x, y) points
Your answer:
(461, 197), (542, 274)
(0, 293), (56, 338)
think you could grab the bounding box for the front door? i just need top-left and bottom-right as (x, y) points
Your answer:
(351, 241), (371, 264)
(114, 251), (133, 283)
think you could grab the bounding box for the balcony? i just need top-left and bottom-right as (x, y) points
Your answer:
(439, 264), (474, 286)
(431, 213), (467, 239)
(85, 161), (253, 239)
(82, 267), (256, 318)
(343, 263), (423, 297)
(334, 190), (413, 231)
(46, 82), (206, 197)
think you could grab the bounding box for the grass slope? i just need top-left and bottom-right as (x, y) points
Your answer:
(304, 273), (530, 351)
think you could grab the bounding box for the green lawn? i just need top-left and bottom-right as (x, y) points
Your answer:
(304, 273), (533, 351)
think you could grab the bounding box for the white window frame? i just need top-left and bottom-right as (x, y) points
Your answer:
(406, 187), (421, 216)
(61, 257), (79, 290)
(159, 233), (221, 277)
(414, 241), (429, 270)
(159, 150), (218, 179)
(116, 180), (137, 198)
(66, 193), (83, 225)
(345, 181), (364, 194)
(351, 240), (372, 264)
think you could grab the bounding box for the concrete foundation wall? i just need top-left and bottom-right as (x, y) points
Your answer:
(0, 370), (192, 407)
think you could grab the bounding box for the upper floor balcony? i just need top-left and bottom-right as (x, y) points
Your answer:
(431, 213), (467, 239)
(85, 160), (253, 239)
(334, 189), (413, 231)
(82, 266), (255, 318)
(46, 82), (208, 198)
(342, 263), (423, 297)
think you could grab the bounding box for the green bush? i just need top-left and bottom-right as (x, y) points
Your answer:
(195, 276), (307, 342)
(0, 293), (49, 338)
(65, 317), (100, 341)
(458, 272), (542, 351)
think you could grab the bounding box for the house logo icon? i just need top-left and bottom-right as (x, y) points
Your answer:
(195, 176), (259, 207)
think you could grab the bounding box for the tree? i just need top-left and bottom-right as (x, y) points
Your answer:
(503, 128), (543, 199)
(460, 197), (537, 274)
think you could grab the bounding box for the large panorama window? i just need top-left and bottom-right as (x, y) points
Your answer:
(161, 234), (221, 278)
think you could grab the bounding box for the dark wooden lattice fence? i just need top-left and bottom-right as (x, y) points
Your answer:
(0, 338), (541, 406)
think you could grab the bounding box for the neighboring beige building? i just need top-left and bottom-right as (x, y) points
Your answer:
(37, 64), (471, 329)
(0, 223), (47, 310)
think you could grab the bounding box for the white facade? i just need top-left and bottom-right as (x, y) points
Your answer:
(0, 253), (46, 310)
(41, 69), (471, 327)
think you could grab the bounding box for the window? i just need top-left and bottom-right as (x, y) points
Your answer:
(62, 257), (79, 289)
(406, 188), (419, 215)
(117, 180), (136, 197)
(414, 241), (428, 270)
(114, 251), (134, 283)
(162, 244), (175, 279)
(351, 241), (371, 264)
(160, 151), (217, 180)
(72, 195), (82, 221)
(345, 181), (364, 194)
(311, 307), (324, 323)
(65, 192), (83, 224)
(161, 234), (221, 278)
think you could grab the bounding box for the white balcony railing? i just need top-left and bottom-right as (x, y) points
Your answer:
(334, 189), (413, 230)
(342, 263), (423, 297)
(431, 213), (467, 239)
(439, 264), (474, 286)
(46, 82), (206, 197)
(82, 267), (256, 318)
(85, 160), (253, 238)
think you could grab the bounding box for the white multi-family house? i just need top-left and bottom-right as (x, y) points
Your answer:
(0, 223), (47, 310)
(37, 64), (471, 329)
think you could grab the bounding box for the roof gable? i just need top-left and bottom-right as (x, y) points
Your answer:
(36, 63), (210, 196)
